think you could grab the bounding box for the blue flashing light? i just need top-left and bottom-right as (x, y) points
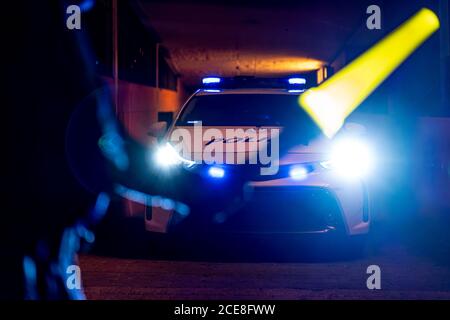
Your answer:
(208, 166), (225, 179)
(202, 77), (222, 85)
(289, 165), (308, 180)
(288, 77), (306, 85)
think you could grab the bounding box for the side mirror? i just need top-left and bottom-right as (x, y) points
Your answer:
(148, 121), (168, 139)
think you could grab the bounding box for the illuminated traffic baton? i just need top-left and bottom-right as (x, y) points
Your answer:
(299, 8), (440, 138)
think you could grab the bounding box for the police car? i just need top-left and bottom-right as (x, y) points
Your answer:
(146, 76), (372, 252)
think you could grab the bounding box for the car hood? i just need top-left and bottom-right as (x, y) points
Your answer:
(165, 126), (331, 165)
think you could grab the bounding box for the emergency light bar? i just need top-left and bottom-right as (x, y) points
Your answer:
(200, 76), (309, 90)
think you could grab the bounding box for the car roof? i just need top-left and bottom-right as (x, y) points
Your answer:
(195, 88), (304, 96)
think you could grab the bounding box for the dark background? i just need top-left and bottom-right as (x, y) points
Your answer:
(2, 0), (450, 300)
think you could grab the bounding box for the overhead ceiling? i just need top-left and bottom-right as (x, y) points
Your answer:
(135, 0), (373, 86)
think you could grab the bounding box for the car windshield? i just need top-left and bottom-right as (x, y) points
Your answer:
(176, 93), (301, 127)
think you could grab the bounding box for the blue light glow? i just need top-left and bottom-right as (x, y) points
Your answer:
(288, 77), (306, 85)
(321, 138), (374, 179)
(289, 165), (308, 180)
(208, 166), (225, 178)
(80, 0), (95, 11)
(202, 77), (222, 84)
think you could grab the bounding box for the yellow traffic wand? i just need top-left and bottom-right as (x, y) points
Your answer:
(300, 8), (440, 138)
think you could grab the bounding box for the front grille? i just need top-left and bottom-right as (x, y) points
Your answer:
(209, 186), (344, 234)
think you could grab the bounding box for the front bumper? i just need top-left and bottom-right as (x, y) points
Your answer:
(205, 185), (344, 234)
(145, 170), (370, 236)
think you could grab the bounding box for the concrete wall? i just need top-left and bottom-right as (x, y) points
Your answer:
(105, 77), (189, 143)
(415, 117), (450, 214)
(349, 114), (450, 220)
(103, 77), (189, 217)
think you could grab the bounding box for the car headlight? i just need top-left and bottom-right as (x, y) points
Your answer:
(154, 143), (195, 169)
(321, 138), (374, 179)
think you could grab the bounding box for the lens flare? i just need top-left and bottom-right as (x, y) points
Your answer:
(322, 138), (374, 179)
(154, 143), (195, 168)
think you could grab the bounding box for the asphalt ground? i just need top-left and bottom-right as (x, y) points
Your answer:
(79, 212), (450, 299)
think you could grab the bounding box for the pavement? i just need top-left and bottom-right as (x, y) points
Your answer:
(79, 215), (450, 300)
